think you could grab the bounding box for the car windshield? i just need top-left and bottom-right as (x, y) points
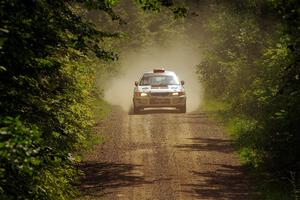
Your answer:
(139, 75), (179, 86)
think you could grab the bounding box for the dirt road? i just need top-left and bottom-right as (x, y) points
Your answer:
(77, 107), (257, 200)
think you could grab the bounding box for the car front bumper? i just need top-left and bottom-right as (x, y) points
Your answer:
(133, 96), (186, 108)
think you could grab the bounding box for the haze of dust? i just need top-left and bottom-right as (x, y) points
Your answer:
(103, 43), (203, 112)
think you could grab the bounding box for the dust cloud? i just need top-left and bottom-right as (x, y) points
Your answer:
(103, 42), (203, 112)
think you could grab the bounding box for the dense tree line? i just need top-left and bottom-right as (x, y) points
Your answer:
(0, 0), (185, 199)
(0, 0), (123, 199)
(197, 0), (299, 198)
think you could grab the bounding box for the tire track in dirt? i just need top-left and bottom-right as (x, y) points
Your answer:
(76, 106), (258, 200)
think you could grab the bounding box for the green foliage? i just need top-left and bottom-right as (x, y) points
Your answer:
(0, 0), (187, 198)
(118, 0), (187, 48)
(136, 0), (187, 18)
(200, 96), (229, 113)
(0, 0), (119, 199)
(229, 117), (265, 168)
(258, 178), (294, 200)
(0, 117), (78, 199)
(0, 117), (42, 199)
(137, 0), (161, 12)
(198, 0), (300, 197)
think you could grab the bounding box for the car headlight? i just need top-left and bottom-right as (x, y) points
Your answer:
(172, 92), (185, 96)
(140, 92), (148, 97)
(135, 92), (148, 97)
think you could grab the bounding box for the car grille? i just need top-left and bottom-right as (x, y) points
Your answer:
(150, 99), (171, 104)
(150, 92), (170, 97)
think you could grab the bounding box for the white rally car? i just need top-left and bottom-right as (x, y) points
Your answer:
(133, 69), (186, 113)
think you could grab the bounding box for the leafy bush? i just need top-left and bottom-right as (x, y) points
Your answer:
(0, 0), (118, 199)
(0, 117), (42, 199)
(0, 117), (78, 199)
(229, 117), (265, 168)
(197, 0), (300, 197)
(0, 0), (189, 198)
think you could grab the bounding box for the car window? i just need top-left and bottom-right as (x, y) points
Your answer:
(140, 75), (179, 86)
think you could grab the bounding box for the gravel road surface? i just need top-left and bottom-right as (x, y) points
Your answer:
(76, 106), (257, 200)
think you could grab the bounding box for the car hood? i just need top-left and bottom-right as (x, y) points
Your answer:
(137, 85), (184, 93)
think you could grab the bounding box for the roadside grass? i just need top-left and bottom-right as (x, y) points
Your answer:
(72, 98), (112, 199)
(76, 98), (111, 158)
(92, 98), (111, 122)
(199, 97), (229, 114)
(199, 97), (295, 200)
(87, 97), (111, 149)
(199, 97), (231, 123)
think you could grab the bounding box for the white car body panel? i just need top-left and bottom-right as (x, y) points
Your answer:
(133, 70), (186, 109)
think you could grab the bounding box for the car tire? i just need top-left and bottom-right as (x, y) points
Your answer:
(179, 104), (186, 113)
(133, 104), (140, 114)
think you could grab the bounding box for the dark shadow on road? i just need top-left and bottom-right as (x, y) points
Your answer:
(75, 161), (151, 197)
(174, 137), (234, 153)
(185, 112), (208, 117)
(128, 107), (183, 115)
(182, 164), (257, 199)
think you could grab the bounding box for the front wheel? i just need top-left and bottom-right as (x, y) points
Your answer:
(179, 104), (186, 113)
(133, 104), (140, 114)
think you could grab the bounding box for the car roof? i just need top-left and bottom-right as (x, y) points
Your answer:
(143, 70), (176, 76)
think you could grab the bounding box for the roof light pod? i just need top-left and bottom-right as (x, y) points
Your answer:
(153, 68), (165, 73)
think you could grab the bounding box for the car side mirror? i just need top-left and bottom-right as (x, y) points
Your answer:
(135, 81), (139, 86)
(181, 80), (185, 85)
